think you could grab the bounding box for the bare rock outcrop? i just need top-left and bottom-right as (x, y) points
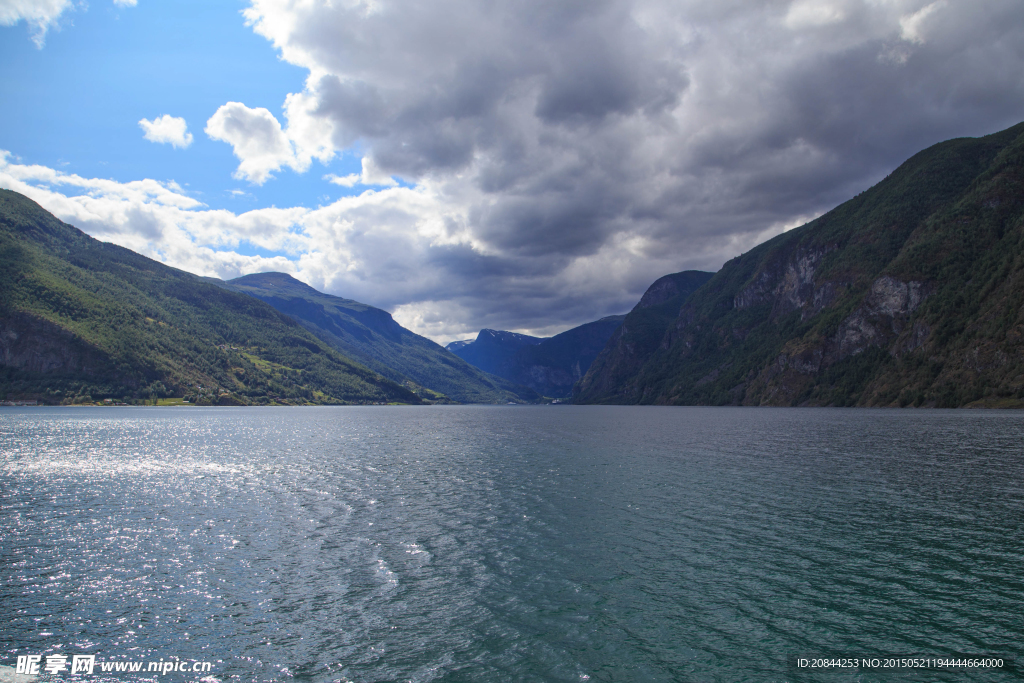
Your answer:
(733, 245), (841, 319)
(835, 276), (930, 360)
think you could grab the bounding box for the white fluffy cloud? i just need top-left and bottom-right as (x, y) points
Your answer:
(139, 115), (193, 149)
(0, 0), (74, 46)
(205, 103), (298, 184)
(205, 99), (335, 184)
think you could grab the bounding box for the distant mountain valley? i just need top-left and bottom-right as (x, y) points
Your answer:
(446, 317), (627, 398)
(5, 121), (1024, 408)
(0, 191), (532, 405)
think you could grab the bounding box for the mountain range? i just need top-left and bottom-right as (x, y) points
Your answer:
(447, 317), (626, 398)
(575, 121), (1024, 408)
(212, 272), (538, 404)
(446, 329), (545, 376)
(0, 189), (419, 406)
(5, 120), (1024, 409)
(0, 191), (547, 405)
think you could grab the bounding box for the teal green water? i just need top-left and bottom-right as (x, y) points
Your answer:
(1, 406), (1022, 681)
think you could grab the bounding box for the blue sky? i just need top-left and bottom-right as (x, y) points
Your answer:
(0, 0), (363, 218)
(2, 0), (1023, 343)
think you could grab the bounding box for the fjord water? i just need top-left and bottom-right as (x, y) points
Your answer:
(1, 407), (1022, 682)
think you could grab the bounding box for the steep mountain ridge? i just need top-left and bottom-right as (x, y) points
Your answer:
(576, 121), (1024, 407)
(446, 329), (546, 377)
(502, 316), (626, 397)
(218, 273), (538, 403)
(0, 190), (419, 405)
(448, 317), (626, 398)
(574, 271), (714, 402)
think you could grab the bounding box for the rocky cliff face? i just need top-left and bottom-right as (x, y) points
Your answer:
(739, 275), (933, 404)
(731, 245), (844, 320)
(834, 276), (930, 360)
(576, 121), (1024, 408)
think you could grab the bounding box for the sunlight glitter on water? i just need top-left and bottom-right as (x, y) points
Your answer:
(2, 406), (1023, 682)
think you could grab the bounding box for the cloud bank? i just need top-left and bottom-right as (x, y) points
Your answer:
(8, 0), (1024, 342)
(227, 0), (1024, 335)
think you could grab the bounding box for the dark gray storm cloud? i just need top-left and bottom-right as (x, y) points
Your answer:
(240, 0), (1024, 340)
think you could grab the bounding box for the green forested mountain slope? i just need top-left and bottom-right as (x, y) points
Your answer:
(574, 271), (713, 402)
(0, 190), (419, 405)
(576, 122), (1024, 407)
(215, 272), (538, 403)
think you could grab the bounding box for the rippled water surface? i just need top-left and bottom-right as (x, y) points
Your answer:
(2, 406), (1023, 682)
